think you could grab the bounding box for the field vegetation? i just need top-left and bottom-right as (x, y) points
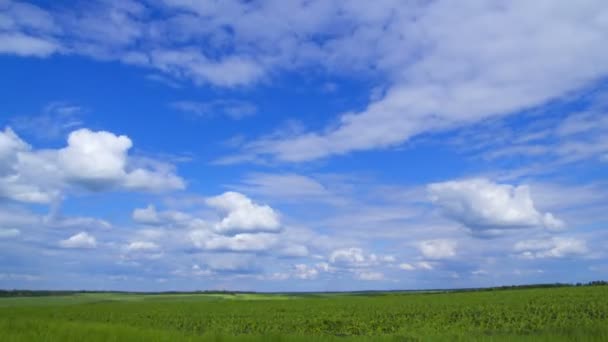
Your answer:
(1, 284), (607, 341)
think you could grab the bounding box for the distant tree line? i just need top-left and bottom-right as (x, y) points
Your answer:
(1, 281), (607, 297)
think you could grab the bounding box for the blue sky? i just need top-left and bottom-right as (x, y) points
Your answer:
(1, 0), (607, 291)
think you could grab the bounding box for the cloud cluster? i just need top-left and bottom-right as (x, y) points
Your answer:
(329, 247), (394, 268)
(0, 127), (184, 204)
(3, 1), (606, 140)
(428, 178), (564, 236)
(279, 247), (394, 282)
(418, 240), (457, 260)
(514, 237), (588, 259)
(130, 192), (303, 256)
(235, 1), (608, 162)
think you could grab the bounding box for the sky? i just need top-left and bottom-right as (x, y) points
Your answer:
(0, 0), (607, 292)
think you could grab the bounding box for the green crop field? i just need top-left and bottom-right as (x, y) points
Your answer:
(1, 286), (607, 341)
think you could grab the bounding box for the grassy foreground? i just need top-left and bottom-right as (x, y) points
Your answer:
(1, 286), (607, 341)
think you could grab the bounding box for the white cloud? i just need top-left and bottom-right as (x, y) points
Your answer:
(0, 228), (19, 238)
(356, 271), (384, 281)
(0, 32), (58, 57)
(514, 237), (588, 259)
(399, 262), (434, 271)
(59, 232), (97, 249)
(418, 239), (457, 260)
(131, 205), (193, 226)
(235, 1), (608, 161)
(59, 129), (184, 191)
(329, 247), (366, 265)
(428, 178), (564, 235)
(293, 264), (319, 280)
(58, 129), (132, 188)
(206, 192), (281, 234)
(126, 241), (160, 252)
(328, 247), (393, 268)
(132, 205), (162, 225)
(148, 50), (264, 87)
(398, 263), (416, 271)
(0, 127), (185, 204)
(190, 230), (278, 253)
(228, 173), (344, 205)
(477, 109), (608, 166)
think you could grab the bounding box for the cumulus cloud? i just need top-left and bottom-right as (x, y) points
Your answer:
(514, 237), (588, 259)
(130, 192), (301, 255)
(428, 178), (564, 235)
(418, 240), (457, 260)
(59, 232), (97, 249)
(328, 247), (394, 268)
(190, 231), (279, 253)
(58, 129), (184, 191)
(0, 127), (185, 204)
(329, 247), (367, 266)
(293, 264), (319, 280)
(58, 129), (133, 189)
(206, 192), (281, 234)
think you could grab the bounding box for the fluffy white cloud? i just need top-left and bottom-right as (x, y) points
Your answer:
(59, 232), (97, 249)
(206, 192), (281, 234)
(0, 127), (28, 173)
(0, 128), (56, 203)
(329, 247), (366, 265)
(131, 192), (301, 255)
(428, 178), (564, 235)
(58, 129), (132, 187)
(0, 127), (185, 204)
(418, 240), (457, 260)
(514, 237), (588, 259)
(58, 129), (184, 191)
(190, 230), (278, 253)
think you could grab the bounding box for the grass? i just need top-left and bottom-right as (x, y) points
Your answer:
(1, 286), (607, 341)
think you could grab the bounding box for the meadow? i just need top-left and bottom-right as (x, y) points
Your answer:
(1, 286), (607, 341)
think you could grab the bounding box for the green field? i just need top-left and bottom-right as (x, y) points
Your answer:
(1, 286), (607, 341)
